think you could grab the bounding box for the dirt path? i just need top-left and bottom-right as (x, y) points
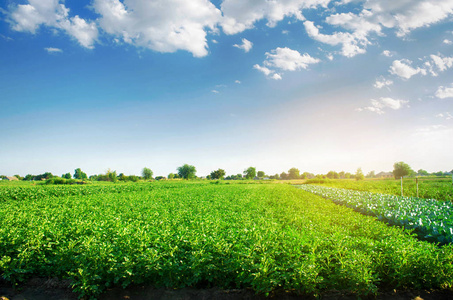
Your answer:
(1, 278), (453, 300)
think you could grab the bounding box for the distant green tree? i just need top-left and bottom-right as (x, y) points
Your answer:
(355, 168), (364, 181)
(393, 162), (412, 179)
(288, 168), (300, 179)
(63, 173), (71, 179)
(257, 171), (265, 178)
(417, 169), (429, 176)
(14, 174), (23, 180)
(339, 171), (346, 179)
(177, 164), (197, 179)
(210, 169), (226, 180)
(244, 167), (256, 179)
(302, 172), (314, 179)
(366, 171), (375, 178)
(326, 171), (339, 179)
(107, 169), (117, 183)
(280, 172), (288, 180)
(118, 173), (128, 181)
(74, 168), (87, 180)
(142, 167), (153, 180)
(128, 175), (139, 182)
(155, 176), (166, 181)
(168, 173), (175, 179)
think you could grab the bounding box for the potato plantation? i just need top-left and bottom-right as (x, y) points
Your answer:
(1, 181), (453, 299)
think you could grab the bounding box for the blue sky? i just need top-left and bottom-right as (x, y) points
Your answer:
(1, 0), (452, 177)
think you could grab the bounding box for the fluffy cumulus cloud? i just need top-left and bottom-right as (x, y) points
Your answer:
(357, 0), (453, 37)
(220, 0), (331, 35)
(254, 47), (320, 79)
(93, 0), (221, 57)
(358, 97), (409, 114)
(303, 21), (370, 57)
(8, 0), (98, 48)
(233, 38), (253, 52)
(389, 59), (426, 79)
(428, 54), (453, 75)
(435, 83), (453, 99)
(303, 0), (453, 57)
(386, 54), (453, 80)
(7, 0), (453, 59)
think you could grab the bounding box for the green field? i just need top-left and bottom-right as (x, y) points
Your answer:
(304, 177), (453, 202)
(1, 182), (453, 298)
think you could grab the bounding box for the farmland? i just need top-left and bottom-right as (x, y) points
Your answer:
(298, 184), (453, 244)
(1, 182), (453, 299)
(304, 177), (453, 202)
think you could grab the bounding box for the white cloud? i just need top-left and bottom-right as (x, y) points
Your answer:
(8, 0), (98, 49)
(301, 1), (453, 58)
(220, 0), (330, 35)
(435, 84), (453, 99)
(211, 89), (220, 94)
(424, 54), (453, 76)
(382, 50), (394, 57)
(233, 38), (253, 52)
(235, 80), (241, 84)
(389, 59), (426, 79)
(59, 15), (98, 49)
(253, 64), (273, 76)
(304, 21), (368, 57)
(364, 0), (453, 37)
(0, 34), (13, 41)
(254, 47), (319, 80)
(430, 54), (453, 72)
(374, 77), (393, 89)
(325, 10), (382, 36)
(444, 39), (453, 45)
(271, 73), (283, 80)
(264, 47), (320, 71)
(44, 47), (62, 53)
(93, 0), (221, 57)
(359, 97), (409, 114)
(253, 64), (282, 80)
(436, 112), (453, 120)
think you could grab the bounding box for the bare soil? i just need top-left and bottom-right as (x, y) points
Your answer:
(1, 278), (453, 300)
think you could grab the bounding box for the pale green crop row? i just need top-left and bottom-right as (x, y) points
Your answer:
(297, 184), (453, 244)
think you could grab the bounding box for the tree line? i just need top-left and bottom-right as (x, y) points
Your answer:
(2, 162), (451, 183)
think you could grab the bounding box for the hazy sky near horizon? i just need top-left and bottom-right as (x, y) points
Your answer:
(1, 0), (452, 177)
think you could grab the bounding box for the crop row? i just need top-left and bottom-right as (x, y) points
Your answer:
(303, 178), (453, 202)
(297, 184), (453, 244)
(1, 183), (453, 298)
(0, 182), (179, 202)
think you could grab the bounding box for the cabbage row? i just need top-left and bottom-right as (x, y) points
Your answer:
(297, 184), (453, 244)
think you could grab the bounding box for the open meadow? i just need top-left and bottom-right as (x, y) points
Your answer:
(1, 180), (453, 299)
